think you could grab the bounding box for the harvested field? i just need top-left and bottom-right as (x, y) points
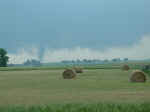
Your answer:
(0, 69), (149, 106)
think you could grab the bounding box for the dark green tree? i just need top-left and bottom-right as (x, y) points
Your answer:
(0, 48), (9, 67)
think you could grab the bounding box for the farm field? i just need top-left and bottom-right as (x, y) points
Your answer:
(0, 68), (150, 111)
(0, 68), (150, 106)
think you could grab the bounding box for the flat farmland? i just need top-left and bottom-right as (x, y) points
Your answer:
(0, 69), (150, 106)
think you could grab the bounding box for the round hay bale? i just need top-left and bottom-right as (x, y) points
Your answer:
(62, 69), (76, 79)
(122, 64), (130, 71)
(130, 70), (146, 83)
(73, 67), (83, 73)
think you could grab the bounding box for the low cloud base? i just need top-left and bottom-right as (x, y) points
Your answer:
(8, 35), (150, 64)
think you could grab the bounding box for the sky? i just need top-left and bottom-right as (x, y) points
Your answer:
(0, 0), (150, 63)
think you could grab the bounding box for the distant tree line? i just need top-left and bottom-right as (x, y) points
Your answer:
(61, 58), (129, 65)
(0, 48), (130, 67)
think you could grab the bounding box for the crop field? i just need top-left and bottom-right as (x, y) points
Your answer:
(0, 67), (150, 111)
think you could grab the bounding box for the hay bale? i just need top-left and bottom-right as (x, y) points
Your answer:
(130, 70), (146, 82)
(122, 64), (130, 71)
(62, 69), (76, 79)
(73, 67), (83, 73)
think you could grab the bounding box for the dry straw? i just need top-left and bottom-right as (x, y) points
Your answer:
(62, 69), (76, 79)
(73, 67), (83, 73)
(122, 64), (130, 71)
(130, 70), (146, 82)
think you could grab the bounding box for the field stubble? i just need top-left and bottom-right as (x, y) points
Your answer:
(0, 69), (149, 106)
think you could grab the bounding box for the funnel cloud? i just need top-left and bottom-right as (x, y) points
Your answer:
(8, 35), (150, 64)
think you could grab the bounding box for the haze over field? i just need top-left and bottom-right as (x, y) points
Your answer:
(0, 0), (149, 64)
(8, 35), (150, 64)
